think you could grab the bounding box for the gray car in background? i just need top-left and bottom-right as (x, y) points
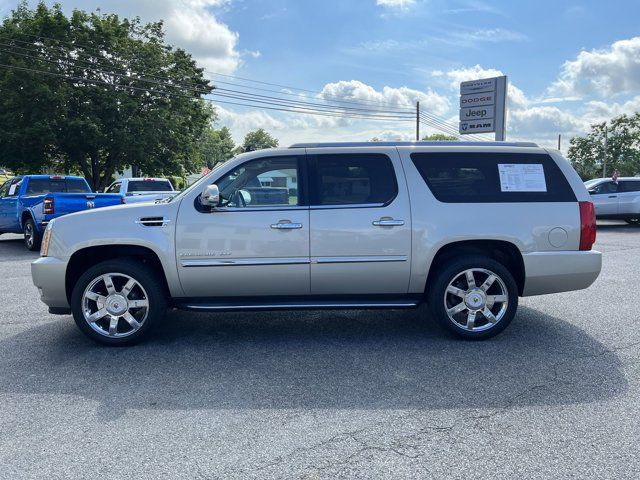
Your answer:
(32, 141), (601, 345)
(585, 177), (640, 224)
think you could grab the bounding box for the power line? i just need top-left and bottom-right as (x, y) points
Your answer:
(0, 32), (477, 137)
(0, 42), (417, 118)
(0, 46), (414, 120)
(0, 62), (417, 122)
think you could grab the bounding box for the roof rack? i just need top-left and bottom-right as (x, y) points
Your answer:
(289, 141), (539, 148)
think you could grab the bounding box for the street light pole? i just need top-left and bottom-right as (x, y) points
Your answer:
(602, 125), (608, 178)
(416, 101), (420, 141)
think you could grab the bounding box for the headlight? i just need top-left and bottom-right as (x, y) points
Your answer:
(40, 221), (54, 257)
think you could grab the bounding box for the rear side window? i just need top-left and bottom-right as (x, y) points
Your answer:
(410, 152), (576, 203)
(311, 154), (397, 205)
(65, 179), (90, 193)
(619, 181), (640, 192)
(26, 179), (56, 195)
(127, 180), (173, 192)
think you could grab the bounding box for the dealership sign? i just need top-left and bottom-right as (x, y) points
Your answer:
(459, 76), (507, 140)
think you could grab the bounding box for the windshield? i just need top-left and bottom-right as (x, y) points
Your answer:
(127, 180), (173, 192)
(166, 161), (231, 203)
(584, 179), (602, 188)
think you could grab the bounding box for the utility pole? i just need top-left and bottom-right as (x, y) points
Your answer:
(557, 134), (561, 150)
(416, 101), (420, 141)
(602, 125), (608, 178)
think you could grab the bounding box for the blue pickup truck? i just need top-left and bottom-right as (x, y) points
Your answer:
(0, 175), (124, 251)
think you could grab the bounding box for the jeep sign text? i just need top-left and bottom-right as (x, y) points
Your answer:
(460, 106), (495, 121)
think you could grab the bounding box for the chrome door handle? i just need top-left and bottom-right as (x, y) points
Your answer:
(608, 195), (617, 198)
(271, 222), (303, 229)
(372, 219), (405, 227)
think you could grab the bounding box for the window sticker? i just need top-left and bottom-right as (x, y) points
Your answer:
(498, 164), (547, 192)
(8, 184), (17, 196)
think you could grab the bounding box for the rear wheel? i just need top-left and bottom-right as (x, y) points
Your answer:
(70, 259), (167, 345)
(23, 218), (41, 251)
(427, 255), (518, 340)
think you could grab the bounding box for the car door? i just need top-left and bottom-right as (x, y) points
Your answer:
(307, 148), (411, 295)
(0, 178), (19, 231)
(617, 180), (640, 215)
(589, 181), (619, 216)
(176, 153), (310, 297)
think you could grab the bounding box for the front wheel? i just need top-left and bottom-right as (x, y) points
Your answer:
(427, 255), (518, 340)
(23, 218), (41, 251)
(70, 259), (167, 345)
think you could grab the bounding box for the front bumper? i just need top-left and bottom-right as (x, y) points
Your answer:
(31, 256), (70, 309)
(522, 250), (602, 296)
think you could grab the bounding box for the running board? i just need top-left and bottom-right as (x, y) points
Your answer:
(174, 298), (420, 312)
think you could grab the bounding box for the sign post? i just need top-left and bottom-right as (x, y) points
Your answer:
(459, 75), (507, 141)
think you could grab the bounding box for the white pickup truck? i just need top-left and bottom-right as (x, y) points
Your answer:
(105, 177), (176, 204)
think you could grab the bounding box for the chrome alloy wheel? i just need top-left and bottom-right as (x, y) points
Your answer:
(82, 273), (149, 338)
(443, 268), (508, 332)
(24, 222), (34, 249)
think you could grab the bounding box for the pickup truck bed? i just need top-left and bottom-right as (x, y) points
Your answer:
(0, 175), (123, 250)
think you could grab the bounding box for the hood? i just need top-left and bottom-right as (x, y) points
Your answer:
(48, 200), (180, 258)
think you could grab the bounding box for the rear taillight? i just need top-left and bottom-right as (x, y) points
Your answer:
(43, 198), (54, 215)
(579, 201), (596, 251)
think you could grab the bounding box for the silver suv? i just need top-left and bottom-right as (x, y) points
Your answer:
(32, 141), (601, 345)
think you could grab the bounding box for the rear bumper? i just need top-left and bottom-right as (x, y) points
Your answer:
(522, 250), (602, 296)
(31, 256), (70, 309)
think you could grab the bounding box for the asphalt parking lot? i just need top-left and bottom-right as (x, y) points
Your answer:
(1, 223), (639, 479)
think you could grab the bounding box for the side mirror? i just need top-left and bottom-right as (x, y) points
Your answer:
(201, 184), (220, 207)
(588, 189), (596, 195)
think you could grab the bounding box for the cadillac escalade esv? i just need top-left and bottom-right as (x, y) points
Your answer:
(31, 142), (601, 345)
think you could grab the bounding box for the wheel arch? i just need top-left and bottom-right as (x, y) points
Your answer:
(20, 209), (35, 230)
(65, 245), (171, 305)
(425, 239), (525, 296)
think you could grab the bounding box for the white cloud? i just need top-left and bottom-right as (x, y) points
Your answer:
(445, 28), (527, 45)
(583, 95), (640, 122)
(549, 36), (640, 97)
(319, 80), (450, 116)
(376, 0), (416, 9)
(25, 0), (242, 75)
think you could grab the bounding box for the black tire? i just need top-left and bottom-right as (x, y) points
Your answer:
(23, 218), (41, 251)
(70, 258), (167, 346)
(427, 255), (518, 340)
(625, 218), (640, 225)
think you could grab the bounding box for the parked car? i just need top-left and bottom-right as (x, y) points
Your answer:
(32, 141), (601, 345)
(0, 175), (124, 250)
(105, 177), (176, 204)
(584, 177), (640, 224)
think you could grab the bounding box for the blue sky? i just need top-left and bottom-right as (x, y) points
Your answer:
(2, 0), (640, 150)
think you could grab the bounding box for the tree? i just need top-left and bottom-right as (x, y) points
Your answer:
(197, 125), (235, 169)
(568, 113), (640, 180)
(235, 128), (279, 154)
(0, 2), (214, 190)
(422, 134), (458, 141)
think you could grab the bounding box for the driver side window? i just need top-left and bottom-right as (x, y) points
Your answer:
(593, 182), (617, 194)
(216, 157), (300, 208)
